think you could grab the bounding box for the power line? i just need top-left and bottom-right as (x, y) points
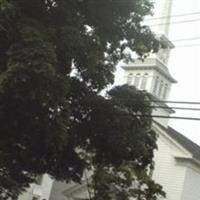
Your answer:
(96, 99), (200, 106)
(175, 44), (200, 48)
(151, 106), (200, 111)
(130, 114), (200, 121)
(81, 102), (200, 121)
(172, 37), (200, 42)
(147, 115), (200, 121)
(86, 100), (200, 111)
(149, 18), (200, 27)
(83, 1), (200, 27)
(171, 38), (200, 48)
(150, 100), (200, 105)
(109, 111), (200, 121)
(145, 11), (200, 21)
(154, 100), (200, 105)
(121, 103), (200, 111)
(118, 99), (200, 105)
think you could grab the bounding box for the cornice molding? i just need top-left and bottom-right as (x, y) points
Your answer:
(122, 60), (177, 83)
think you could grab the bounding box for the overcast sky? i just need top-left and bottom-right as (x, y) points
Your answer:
(115, 0), (200, 145)
(167, 0), (200, 144)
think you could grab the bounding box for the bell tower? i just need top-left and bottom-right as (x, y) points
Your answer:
(122, 0), (176, 126)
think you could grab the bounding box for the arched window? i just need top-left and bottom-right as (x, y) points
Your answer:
(141, 73), (148, 90)
(153, 76), (159, 94)
(127, 73), (133, 85)
(163, 83), (168, 99)
(158, 80), (164, 97)
(134, 73), (140, 88)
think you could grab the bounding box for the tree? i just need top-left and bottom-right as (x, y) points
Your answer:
(0, 0), (163, 199)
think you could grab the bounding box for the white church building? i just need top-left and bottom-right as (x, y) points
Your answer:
(17, 0), (200, 200)
(48, 39), (200, 200)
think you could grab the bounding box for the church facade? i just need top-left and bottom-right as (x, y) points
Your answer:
(48, 42), (200, 199)
(48, 34), (200, 200)
(153, 122), (200, 200)
(48, 124), (200, 200)
(49, 0), (200, 199)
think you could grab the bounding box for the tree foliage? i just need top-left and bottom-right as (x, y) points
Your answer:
(0, 0), (164, 199)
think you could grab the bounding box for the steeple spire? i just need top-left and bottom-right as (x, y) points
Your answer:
(150, 0), (173, 36)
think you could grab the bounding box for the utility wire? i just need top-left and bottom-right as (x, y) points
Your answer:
(158, 37), (200, 48)
(172, 37), (200, 42)
(158, 100), (200, 105)
(150, 100), (200, 105)
(149, 18), (200, 27)
(81, 1), (200, 27)
(78, 102), (200, 120)
(86, 102), (200, 111)
(127, 114), (200, 121)
(150, 115), (200, 121)
(117, 99), (200, 105)
(175, 44), (200, 48)
(145, 11), (200, 21)
(87, 99), (200, 106)
(151, 106), (200, 111)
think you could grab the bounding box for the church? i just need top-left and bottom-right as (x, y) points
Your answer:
(48, 38), (200, 199)
(17, 0), (200, 200)
(48, 40), (200, 200)
(49, 0), (200, 199)
(121, 35), (200, 200)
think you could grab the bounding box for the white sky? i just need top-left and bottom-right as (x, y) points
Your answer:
(167, 0), (200, 144)
(115, 0), (200, 145)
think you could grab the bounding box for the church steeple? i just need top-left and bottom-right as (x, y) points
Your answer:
(150, 0), (173, 37)
(121, 0), (176, 126)
(122, 35), (176, 101)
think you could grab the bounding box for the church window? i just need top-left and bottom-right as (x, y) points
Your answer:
(153, 76), (159, 94)
(134, 73), (140, 88)
(127, 73), (133, 85)
(158, 80), (164, 97)
(141, 73), (148, 90)
(163, 83), (168, 99)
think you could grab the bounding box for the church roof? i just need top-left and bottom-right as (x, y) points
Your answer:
(155, 122), (200, 161)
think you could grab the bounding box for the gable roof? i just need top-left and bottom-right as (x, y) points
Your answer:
(155, 122), (200, 161)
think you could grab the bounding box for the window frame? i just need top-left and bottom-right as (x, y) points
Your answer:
(134, 73), (141, 88)
(153, 76), (159, 94)
(127, 73), (133, 85)
(141, 73), (148, 90)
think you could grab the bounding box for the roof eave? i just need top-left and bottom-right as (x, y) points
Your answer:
(175, 156), (200, 166)
(121, 64), (177, 83)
